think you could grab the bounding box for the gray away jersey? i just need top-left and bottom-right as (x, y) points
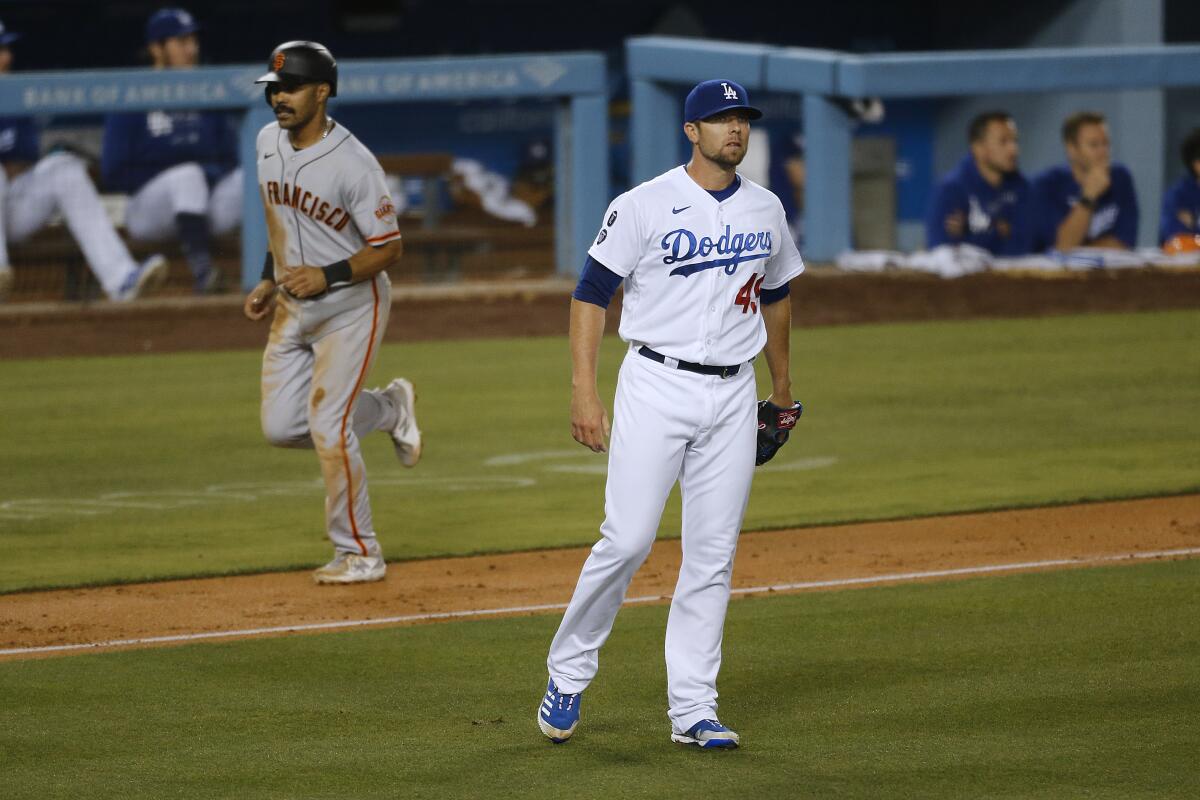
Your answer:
(256, 120), (401, 286)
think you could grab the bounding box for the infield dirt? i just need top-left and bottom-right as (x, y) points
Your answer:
(3, 494), (1197, 661)
(3, 272), (1198, 660)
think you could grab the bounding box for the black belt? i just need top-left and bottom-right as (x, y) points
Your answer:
(637, 346), (744, 378)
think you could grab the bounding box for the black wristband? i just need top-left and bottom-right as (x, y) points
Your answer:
(1077, 195), (1096, 210)
(260, 251), (275, 282)
(321, 260), (353, 286)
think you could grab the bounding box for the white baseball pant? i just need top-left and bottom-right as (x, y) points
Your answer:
(0, 152), (142, 298)
(124, 163), (243, 242)
(547, 347), (758, 733)
(259, 272), (397, 556)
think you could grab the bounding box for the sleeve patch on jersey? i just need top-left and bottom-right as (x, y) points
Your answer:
(607, 210), (618, 227)
(374, 196), (397, 221)
(595, 229), (608, 245)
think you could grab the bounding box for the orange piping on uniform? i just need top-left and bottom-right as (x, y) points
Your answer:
(338, 277), (381, 555)
(365, 230), (402, 244)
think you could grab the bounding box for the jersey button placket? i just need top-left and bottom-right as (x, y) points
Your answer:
(702, 267), (718, 358)
(702, 204), (723, 360)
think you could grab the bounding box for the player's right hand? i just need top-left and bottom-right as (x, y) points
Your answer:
(571, 389), (611, 453)
(244, 280), (277, 321)
(1081, 165), (1111, 203)
(943, 210), (965, 238)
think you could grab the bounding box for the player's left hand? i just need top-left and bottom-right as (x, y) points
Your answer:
(755, 398), (803, 466)
(279, 266), (327, 298)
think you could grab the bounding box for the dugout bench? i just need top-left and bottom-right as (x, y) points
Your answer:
(5, 152), (554, 301)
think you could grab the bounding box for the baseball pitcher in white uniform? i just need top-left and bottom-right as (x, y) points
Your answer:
(537, 79), (805, 749)
(243, 41), (422, 585)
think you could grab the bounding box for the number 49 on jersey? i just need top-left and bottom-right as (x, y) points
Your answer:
(734, 274), (765, 314)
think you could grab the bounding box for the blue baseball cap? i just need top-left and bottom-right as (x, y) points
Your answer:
(684, 79), (763, 123)
(146, 8), (200, 43)
(0, 19), (21, 47)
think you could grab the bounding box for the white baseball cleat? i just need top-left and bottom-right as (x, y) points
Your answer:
(115, 254), (169, 301)
(313, 551), (386, 584)
(383, 377), (422, 467)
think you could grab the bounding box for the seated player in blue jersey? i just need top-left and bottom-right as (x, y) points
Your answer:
(1031, 111), (1138, 251)
(0, 20), (166, 302)
(1159, 128), (1200, 249)
(100, 8), (241, 294)
(926, 110), (1033, 255)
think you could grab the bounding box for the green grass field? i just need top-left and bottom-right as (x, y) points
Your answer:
(2, 559), (1197, 799)
(1, 310), (1197, 592)
(2, 309), (1198, 798)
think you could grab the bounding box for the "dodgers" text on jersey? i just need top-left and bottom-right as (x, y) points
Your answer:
(661, 225), (772, 277)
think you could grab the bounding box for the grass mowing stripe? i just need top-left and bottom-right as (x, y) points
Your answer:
(1, 559), (1196, 799)
(1, 310), (1196, 591)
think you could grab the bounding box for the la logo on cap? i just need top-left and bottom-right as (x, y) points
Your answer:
(721, 82), (738, 100)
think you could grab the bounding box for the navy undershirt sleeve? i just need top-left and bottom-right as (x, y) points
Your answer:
(572, 256), (624, 308)
(761, 282), (790, 306)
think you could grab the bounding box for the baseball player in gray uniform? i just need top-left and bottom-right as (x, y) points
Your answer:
(537, 79), (805, 748)
(243, 41), (422, 585)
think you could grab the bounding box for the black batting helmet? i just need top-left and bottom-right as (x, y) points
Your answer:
(255, 41), (338, 102)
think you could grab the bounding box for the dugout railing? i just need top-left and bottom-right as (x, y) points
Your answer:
(0, 52), (608, 293)
(628, 36), (1200, 261)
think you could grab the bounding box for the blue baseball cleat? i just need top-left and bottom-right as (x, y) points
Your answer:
(671, 719), (740, 749)
(114, 254), (168, 302)
(538, 678), (581, 743)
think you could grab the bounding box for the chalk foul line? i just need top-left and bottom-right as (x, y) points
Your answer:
(2, 546), (1198, 658)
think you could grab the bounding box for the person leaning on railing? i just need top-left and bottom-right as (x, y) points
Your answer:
(926, 110), (1034, 256)
(1031, 111), (1139, 252)
(1158, 128), (1200, 252)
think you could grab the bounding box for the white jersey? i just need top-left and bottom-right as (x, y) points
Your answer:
(588, 165), (804, 366)
(255, 120), (401, 285)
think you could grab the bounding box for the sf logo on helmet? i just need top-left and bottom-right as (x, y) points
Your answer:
(273, 52), (286, 71)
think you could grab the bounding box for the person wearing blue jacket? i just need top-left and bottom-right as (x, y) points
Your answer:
(0, 21), (166, 302)
(926, 110), (1033, 255)
(1031, 111), (1138, 251)
(1159, 128), (1200, 247)
(101, 8), (241, 293)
